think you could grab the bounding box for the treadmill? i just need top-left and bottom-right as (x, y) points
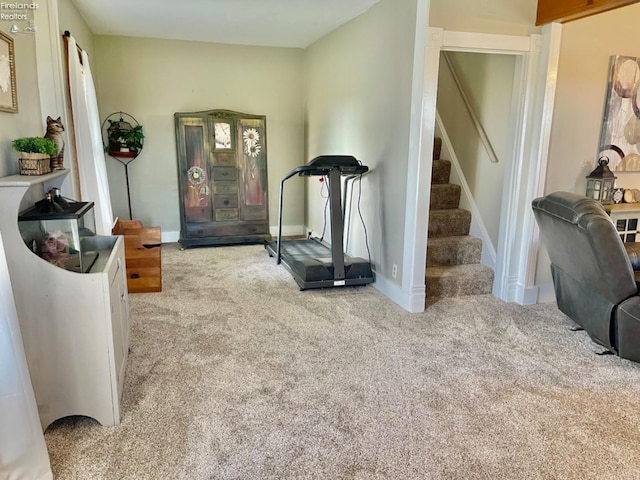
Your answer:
(265, 155), (375, 290)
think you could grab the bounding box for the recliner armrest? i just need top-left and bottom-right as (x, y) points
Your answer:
(624, 243), (640, 271)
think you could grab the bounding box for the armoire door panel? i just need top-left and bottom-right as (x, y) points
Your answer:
(180, 121), (213, 223)
(237, 118), (268, 221)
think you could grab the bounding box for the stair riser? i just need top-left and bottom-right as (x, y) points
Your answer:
(427, 138), (495, 305)
(431, 160), (451, 185)
(427, 243), (481, 267)
(428, 211), (471, 237)
(430, 184), (461, 210)
(433, 137), (442, 161)
(426, 270), (494, 299)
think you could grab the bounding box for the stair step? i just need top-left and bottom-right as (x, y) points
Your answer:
(431, 160), (451, 185)
(427, 235), (482, 267)
(428, 209), (471, 237)
(430, 184), (461, 210)
(433, 137), (442, 161)
(425, 263), (495, 301)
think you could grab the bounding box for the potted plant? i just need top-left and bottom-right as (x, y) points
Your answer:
(12, 137), (58, 159)
(12, 137), (58, 175)
(106, 120), (144, 157)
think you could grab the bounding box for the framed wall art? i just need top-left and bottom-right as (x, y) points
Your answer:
(599, 55), (640, 172)
(0, 31), (17, 113)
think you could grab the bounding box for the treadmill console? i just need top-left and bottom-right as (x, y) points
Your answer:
(308, 155), (360, 168)
(299, 155), (368, 176)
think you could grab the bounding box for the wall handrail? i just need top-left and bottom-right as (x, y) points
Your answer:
(442, 51), (499, 164)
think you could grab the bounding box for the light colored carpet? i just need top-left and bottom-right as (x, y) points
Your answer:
(45, 244), (640, 479)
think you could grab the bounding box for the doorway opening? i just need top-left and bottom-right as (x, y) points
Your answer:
(414, 27), (560, 306)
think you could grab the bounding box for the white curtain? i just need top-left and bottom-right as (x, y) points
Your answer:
(67, 35), (113, 235)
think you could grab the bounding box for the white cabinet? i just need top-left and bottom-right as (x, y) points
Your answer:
(606, 203), (640, 243)
(0, 231), (52, 480)
(0, 170), (130, 430)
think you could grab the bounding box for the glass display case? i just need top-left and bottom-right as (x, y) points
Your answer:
(18, 200), (98, 273)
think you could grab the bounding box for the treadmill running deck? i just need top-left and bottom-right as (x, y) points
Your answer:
(267, 239), (374, 290)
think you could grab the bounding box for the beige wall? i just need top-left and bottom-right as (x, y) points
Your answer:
(536, 3), (640, 286)
(0, 32), (42, 177)
(92, 36), (305, 233)
(437, 51), (514, 249)
(429, 0), (540, 36)
(305, 0), (420, 283)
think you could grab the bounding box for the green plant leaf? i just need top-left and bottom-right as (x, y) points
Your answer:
(12, 137), (58, 154)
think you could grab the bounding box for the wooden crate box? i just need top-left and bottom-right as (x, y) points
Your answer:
(112, 219), (162, 293)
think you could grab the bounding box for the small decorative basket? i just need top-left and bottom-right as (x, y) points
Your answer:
(19, 153), (52, 176)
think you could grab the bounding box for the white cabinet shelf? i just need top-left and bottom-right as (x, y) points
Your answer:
(0, 170), (130, 430)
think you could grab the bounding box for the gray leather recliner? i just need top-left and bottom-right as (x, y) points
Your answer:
(532, 191), (640, 363)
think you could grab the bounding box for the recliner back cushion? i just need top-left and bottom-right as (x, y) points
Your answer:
(532, 191), (636, 305)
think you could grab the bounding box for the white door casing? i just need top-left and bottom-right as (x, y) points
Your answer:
(413, 25), (561, 308)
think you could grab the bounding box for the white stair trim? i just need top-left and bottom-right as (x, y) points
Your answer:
(434, 113), (497, 270)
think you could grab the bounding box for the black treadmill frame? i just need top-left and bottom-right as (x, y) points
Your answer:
(266, 156), (374, 290)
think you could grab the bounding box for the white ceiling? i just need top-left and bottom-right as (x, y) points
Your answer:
(71, 0), (383, 48)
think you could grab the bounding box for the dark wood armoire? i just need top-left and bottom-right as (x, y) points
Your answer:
(174, 109), (270, 248)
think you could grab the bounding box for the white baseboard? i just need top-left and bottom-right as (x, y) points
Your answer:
(374, 272), (425, 313)
(162, 230), (180, 243)
(521, 286), (539, 306)
(536, 283), (556, 304)
(494, 276), (556, 305)
(504, 277), (537, 305)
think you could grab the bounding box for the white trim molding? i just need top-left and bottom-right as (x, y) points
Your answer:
(442, 31), (531, 54)
(373, 271), (425, 314)
(400, 0), (430, 313)
(499, 24), (562, 304)
(537, 282), (557, 304)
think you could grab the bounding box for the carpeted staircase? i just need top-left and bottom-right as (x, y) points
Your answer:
(426, 138), (494, 305)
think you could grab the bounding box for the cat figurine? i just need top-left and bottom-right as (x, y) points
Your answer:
(44, 116), (65, 170)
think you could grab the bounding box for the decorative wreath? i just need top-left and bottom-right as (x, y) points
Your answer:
(187, 166), (206, 185)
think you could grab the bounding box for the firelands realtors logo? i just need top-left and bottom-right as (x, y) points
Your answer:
(1, 3), (38, 34)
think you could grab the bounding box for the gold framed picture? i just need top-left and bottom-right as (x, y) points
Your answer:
(0, 31), (18, 113)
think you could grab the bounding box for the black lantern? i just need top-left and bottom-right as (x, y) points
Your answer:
(586, 156), (617, 204)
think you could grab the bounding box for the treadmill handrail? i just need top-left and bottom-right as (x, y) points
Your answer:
(276, 159), (368, 266)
